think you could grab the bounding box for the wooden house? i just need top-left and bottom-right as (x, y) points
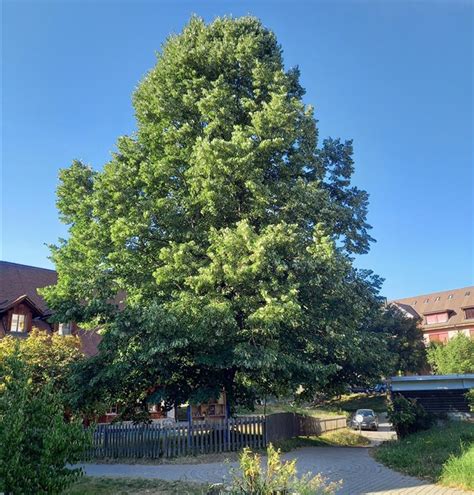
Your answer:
(1, 261), (225, 424)
(190, 391), (228, 422)
(0, 261), (101, 355)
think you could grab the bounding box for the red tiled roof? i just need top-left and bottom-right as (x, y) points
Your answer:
(392, 286), (474, 330)
(0, 261), (57, 314)
(0, 294), (44, 316)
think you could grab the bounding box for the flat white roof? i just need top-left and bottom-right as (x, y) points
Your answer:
(391, 374), (474, 391)
(391, 374), (474, 382)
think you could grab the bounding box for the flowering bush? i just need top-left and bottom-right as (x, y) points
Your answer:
(226, 443), (340, 494)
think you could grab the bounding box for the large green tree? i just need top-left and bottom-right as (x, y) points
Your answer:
(43, 16), (390, 414)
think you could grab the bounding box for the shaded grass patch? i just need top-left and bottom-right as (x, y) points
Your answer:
(326, 393), (387, 413)
(275, 428), (370, 451)
(63, 476), (208, 494)
(236, 402), (347, 419)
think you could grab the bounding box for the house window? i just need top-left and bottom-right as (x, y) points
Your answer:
(464, 308), (474, 320)
(428, 332), (449, 343)
(58, 322), (72, 336)
(10, 313), (26, 332)
(425, 312), (449, 325)
(106, 405), (118, 415)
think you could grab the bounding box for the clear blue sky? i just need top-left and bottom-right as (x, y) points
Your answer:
(2, 0), (473, 299)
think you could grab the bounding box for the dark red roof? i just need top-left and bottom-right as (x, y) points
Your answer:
(0, 261), (101, 356)
(0, 261), (57, 314)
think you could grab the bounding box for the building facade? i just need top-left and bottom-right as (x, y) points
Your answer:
(392, 286), (474, 344)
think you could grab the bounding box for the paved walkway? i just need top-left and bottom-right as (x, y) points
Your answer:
(81, 448), (469, 495)
(81, 420), (471, 494)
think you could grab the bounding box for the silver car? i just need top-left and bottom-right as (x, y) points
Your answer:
(351, 408), (379, 431)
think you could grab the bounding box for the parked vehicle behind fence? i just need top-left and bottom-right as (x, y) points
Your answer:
(351, 409), (379, 431)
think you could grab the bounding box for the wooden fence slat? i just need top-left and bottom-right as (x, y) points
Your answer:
(232, 418), (236, 451)
(197, 422), (201, 454)
(245, 417), (248, 448)
(220, 419), (224, 453)
(177, 425), (181, 457)
(214, 421), (218, 453)
(252, 417), (256, 448)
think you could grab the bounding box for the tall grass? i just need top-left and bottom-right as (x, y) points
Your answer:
(440, 444), (474, 490)
(374, 421), (474, 491)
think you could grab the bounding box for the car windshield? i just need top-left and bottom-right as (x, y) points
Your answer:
(356, 409), (374, 417)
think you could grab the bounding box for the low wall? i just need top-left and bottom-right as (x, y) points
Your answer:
(266, 413), (347, 443)
(298, 415), (348, 436)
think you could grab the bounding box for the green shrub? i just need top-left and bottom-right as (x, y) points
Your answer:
(466, 389), (474, 412)
(226, 443), (340, 494)
(0, 348), (91, 494)
(387, 394), (434, 438)
(427, 333), (474, 374)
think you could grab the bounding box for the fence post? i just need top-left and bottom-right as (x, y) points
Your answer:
(103, 424), (108, 458)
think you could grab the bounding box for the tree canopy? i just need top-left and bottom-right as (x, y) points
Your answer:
(376, 305), (427, 375)
(43, 16), (401, 414)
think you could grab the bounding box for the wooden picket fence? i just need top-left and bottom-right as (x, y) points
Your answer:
(86, 416), (266, 460)
(86, 413), (347, 460)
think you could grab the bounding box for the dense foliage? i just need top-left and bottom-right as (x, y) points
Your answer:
(0, 348), (90, 495)
(427, 333), (474, 375)
(0, 330), (84, 395)
(333, 305), (427, 390)
(377, 305), (426, 375)
(42, 16), (415, 414)
(387, 394), (433, 438)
